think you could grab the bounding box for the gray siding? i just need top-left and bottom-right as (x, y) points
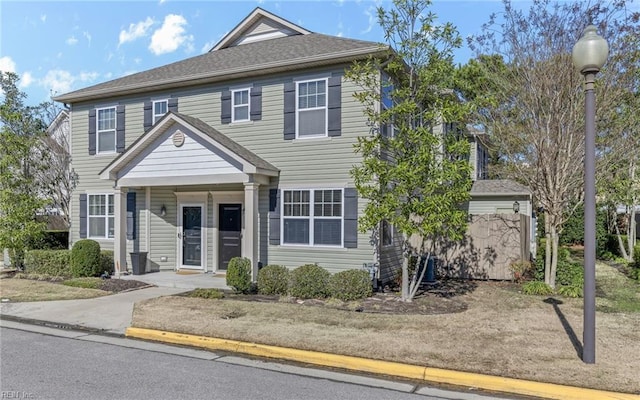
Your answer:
(69, 65), (377, 273)
(468, 197), (531, 216)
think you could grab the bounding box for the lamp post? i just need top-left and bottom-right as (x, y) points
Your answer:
(572, 25), (609, 364)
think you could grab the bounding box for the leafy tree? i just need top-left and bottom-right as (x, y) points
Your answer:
(346, 0), (472, 302)
(0, 72), (49, 268)
(457, 0), (639, 288)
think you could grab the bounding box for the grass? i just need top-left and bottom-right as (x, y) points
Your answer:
(0, 278), (109, 302)
(596, 262), (640, 313)
(132, 262), (640, 394)
(62, 277), (102, 289)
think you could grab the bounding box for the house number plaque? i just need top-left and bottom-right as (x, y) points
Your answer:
(172, 130), (185, 147)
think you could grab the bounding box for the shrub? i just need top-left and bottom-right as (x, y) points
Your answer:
(558, 284), (583, 298)
(62, 277), (102, 289)
(70, 239), (102, 278)
(509, 261), (532, 283)
(289, 264), (330, 299)
(328, 269), (372, 301)
(226, 257), (252, 293)
(27, 230), (69, 250)
(556, 260), (584, 287)
(23, 249), (71, 277)
(257, 265), (289, 295)
(522, 281), (553, 295)
(100, 250), (114, 276)
(189, 288), (225, 299)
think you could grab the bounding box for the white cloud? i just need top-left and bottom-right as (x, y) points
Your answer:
(361, 5), (376, 34)
(0, 56), (16, 73)
(83, 31), (92, 46)
(40, 69), (100, 95)
(19, 72), (34, 88)
(40, 14), (47, 23)
(119, 17), (154, 46)
(336, 21), (344, 37)
(66, 36), (78, 45)
(41, 70), (75, 94)
(149, 14), (193, 55)
(200, 40), (214, 53)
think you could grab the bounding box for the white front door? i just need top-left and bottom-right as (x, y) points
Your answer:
(178, 203), (204, 270)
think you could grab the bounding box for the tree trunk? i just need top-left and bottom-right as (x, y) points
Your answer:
(549, 226), (559, 289)
(401, 242), (410, 302)
(544, 232), (552, 286)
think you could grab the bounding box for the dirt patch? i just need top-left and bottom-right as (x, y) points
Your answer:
(133, 269), (640, 394)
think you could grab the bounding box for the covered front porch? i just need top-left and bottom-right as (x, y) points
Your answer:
(99, 112), (279, 278)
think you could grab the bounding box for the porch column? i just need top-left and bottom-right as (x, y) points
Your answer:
(114, 187), (128, 276)
(243, 182), (260, 281)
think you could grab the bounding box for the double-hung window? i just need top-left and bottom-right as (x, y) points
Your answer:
(88, 194), (114, 239)
(282, 189), (342, 246)
(380, 78), (396, 138)
(232, 88), (250, 122)
(97, 107), (116, 153)
(153, 100), (168, 124)
(297, 79), (327, 138)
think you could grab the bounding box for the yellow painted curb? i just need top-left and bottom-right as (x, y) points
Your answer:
(126, 327), (639, 400)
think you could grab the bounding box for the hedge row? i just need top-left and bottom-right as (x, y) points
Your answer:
(23, 240), (114, 278)
(226, 258), (373, 301)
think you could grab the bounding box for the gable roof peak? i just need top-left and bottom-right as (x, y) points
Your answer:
(211, 7), (311, 51)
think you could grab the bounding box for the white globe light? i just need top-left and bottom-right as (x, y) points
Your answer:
(572, 25), (609, 73)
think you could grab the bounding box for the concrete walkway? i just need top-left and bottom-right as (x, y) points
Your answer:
(1, 271), (229, 335)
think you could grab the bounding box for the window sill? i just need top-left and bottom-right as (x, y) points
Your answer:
(277, 244), (348, 251)
(229, 120), (253, 126)
(292, 136), (332, 142)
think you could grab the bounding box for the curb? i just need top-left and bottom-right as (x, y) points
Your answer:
(125, 327), (639, 400)
(0, 314), (124, 338)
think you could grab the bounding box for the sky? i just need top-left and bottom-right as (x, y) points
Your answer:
(0, 0), (514, 106)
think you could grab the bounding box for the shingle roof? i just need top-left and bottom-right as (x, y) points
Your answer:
(54, 33), (387, 103)
(471, 179), (531, 195)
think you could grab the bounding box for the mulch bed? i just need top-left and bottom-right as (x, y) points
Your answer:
(96, 278), (151, 292)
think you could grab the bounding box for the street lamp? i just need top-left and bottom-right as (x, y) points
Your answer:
(572, 25), (609, 364)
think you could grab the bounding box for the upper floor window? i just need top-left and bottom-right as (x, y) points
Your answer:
(88, 194), (114, 239)
(297, 79), (327, 138)
(97, 107), (116, 153)
(380, 78), (395, 138)
(232, 88), (250, 122)
(153, 100), (168, 124)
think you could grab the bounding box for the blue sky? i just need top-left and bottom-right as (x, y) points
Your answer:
(0, 0), (512, 106)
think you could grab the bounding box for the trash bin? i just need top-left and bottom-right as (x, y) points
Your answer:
(130, 252), (148, 275)
(420, 256), (437, 284)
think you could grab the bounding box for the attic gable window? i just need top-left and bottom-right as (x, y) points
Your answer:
(97, 107), (116, 153)
(153, 100), (168, 123)
(232, 88), (250, 122)
(297, 79), (327, 138)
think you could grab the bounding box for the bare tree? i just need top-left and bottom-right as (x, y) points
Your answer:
(457, 0), (639, 287)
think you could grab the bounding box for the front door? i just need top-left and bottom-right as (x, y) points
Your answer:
(218, 204), (241, 271)
(180, 205), (203, 269)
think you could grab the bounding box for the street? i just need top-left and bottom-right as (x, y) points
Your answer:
(0, 325), (509, 400)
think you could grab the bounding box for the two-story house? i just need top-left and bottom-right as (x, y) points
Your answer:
(54, 8), (396, 279)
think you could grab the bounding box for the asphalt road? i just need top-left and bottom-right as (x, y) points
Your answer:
(0, 325), (508, 400)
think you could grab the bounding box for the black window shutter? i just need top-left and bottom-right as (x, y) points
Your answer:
(116, 105), (125, 153)
(126, 192), (136, 240)
(88, 109), (96, 155)
(221, 91), (231, 124)
(168, 98), (178, 113)
(283, 82), (296, 140)
(79, 194), (87, 239)
(328, 76), (342, 137)
(250, 86), (262, 121)
(143, 102), (152, 132)
(343, 188), (358, 248)
(268, 189), (281, 245)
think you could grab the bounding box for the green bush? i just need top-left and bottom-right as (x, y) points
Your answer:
(62, 277), (102, 289)
(558, 202), (608, 255)
(189, 288), (225, 299)
(27, 230), (69, 250)
(257, 265), (289, 295)
(328, 269), (373, 301)
(534, 245), (583, 286)
(226, 257), (252, 293)
(289, 264), (330, 299)
(23, 249), (71, 277)
(522, 281), (553, 295)
(100, 250), (114, 276)
(558, 284), (583, 298)
(70, 239), (102, 278)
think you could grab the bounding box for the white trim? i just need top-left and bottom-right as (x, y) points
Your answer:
(280, 188), (344, 248)
(145, 187), (151, 254)
(152, 99), (168, 124)
(231, 87), (250, 123)
(87, 193), (115, 240)
(295, 78), (328, 139)
(177, 202), (207, 271)
(96, 106), (116, 154)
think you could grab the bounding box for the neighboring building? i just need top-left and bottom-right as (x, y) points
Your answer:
(53, 8), (524, 281)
